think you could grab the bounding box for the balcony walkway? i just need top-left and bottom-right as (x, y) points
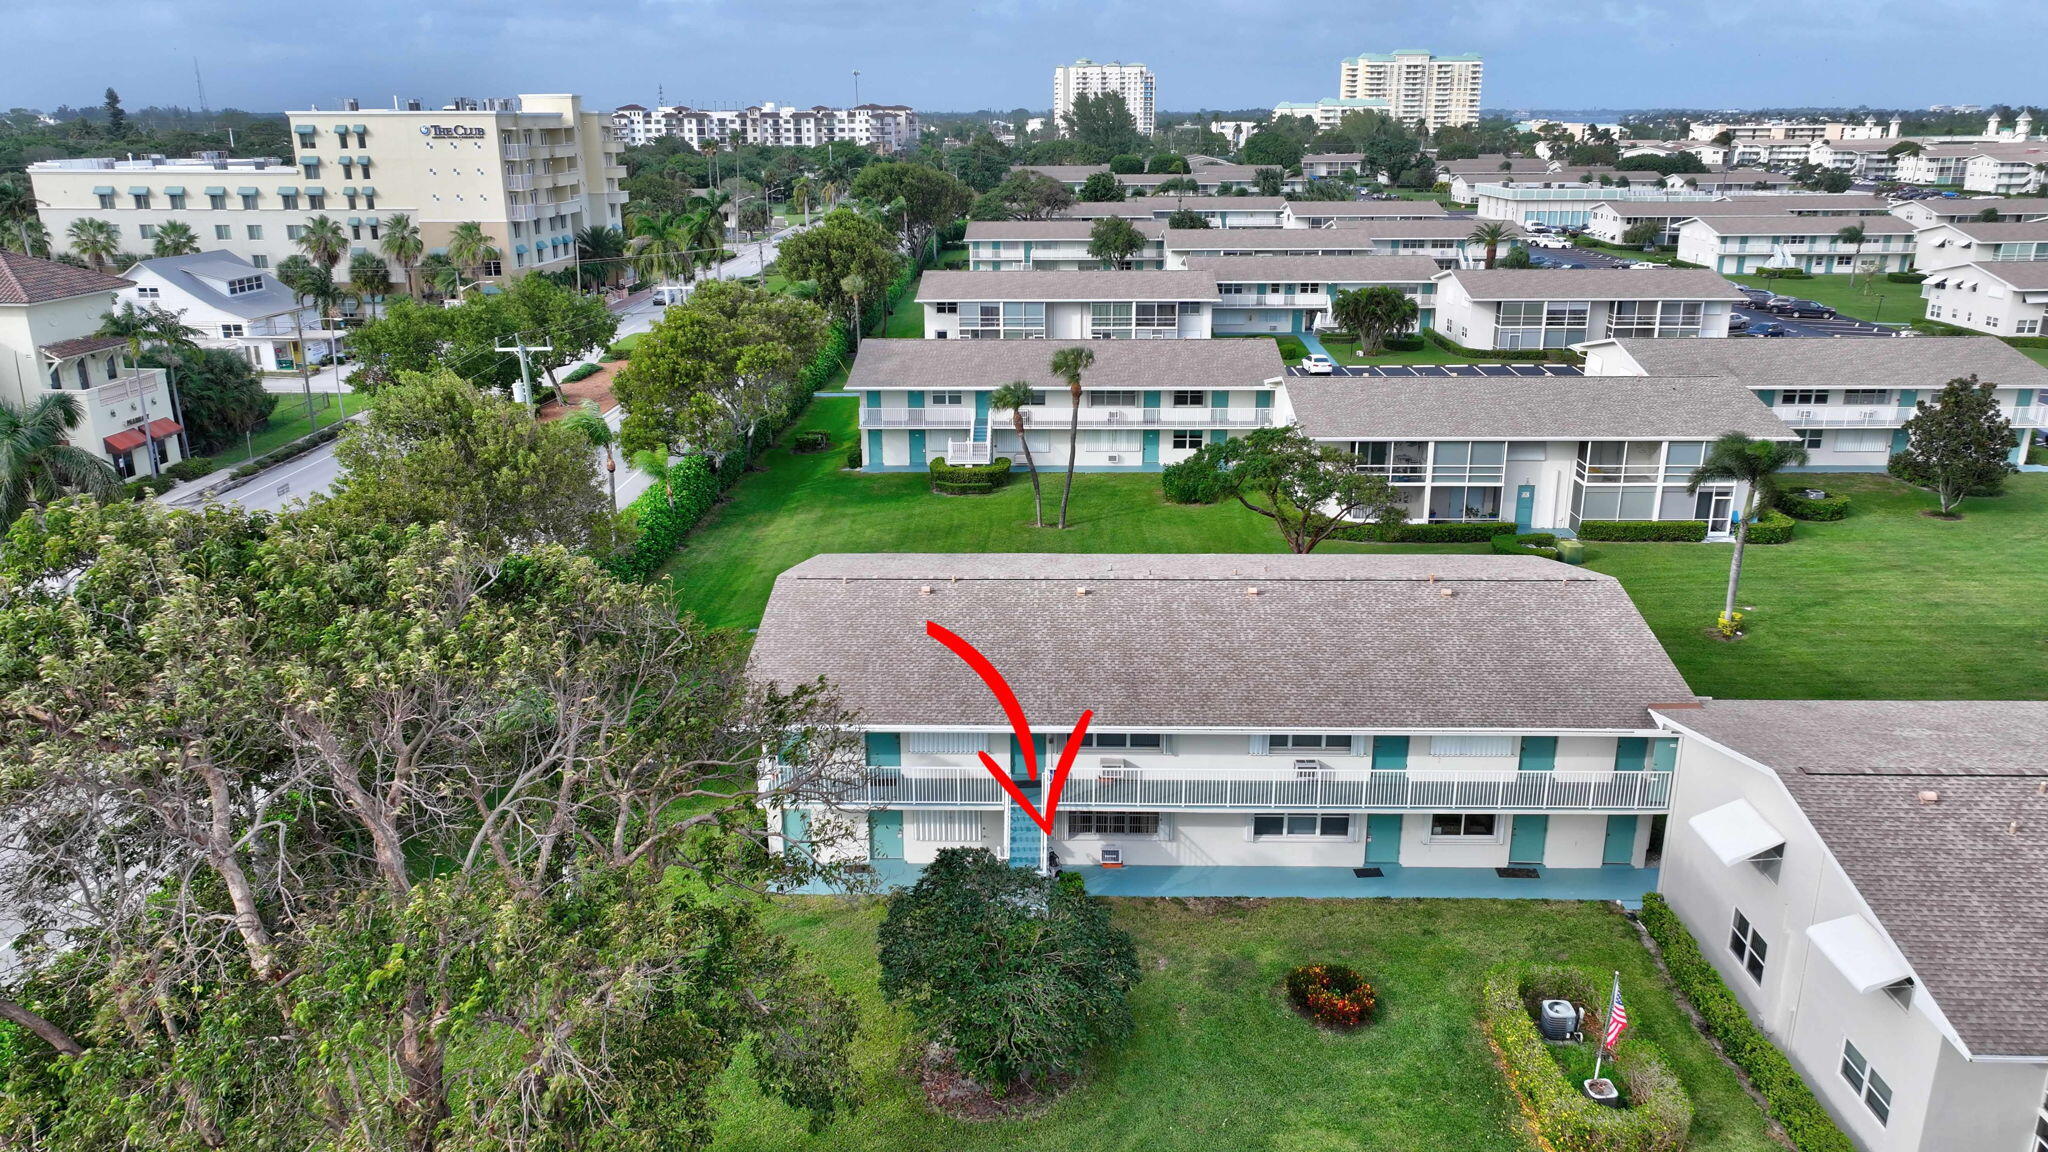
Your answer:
(786, 860), (1660, 906)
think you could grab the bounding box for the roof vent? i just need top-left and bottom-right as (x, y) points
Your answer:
(2010, 820), (2022, 835)
(919, 585), (934, 595)
(1245, 586), (1261, 596)
(1076, 587), (1090, 596)
(1440, 587), (1455, 598)
(1917, 789), (1941, 804)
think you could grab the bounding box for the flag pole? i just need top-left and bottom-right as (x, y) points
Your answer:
(1592, 970), (1618, 1082)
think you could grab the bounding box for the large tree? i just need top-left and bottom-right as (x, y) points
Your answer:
(612, 279), (828, 461)
(984, 169), (1073, 220)
(772, 207), (902, 323)
(1076, 171), (1125, 202)
(0, 392), (119, 525)
(1060, 91), (1144, 159)
(1686, 432), (1810, 629)
(138, 344), (277, 455)
(324, 367), (617, 553)
(1206, 427), (1405, 553)
(878, 849), (1137, 1090)
(1087, 215), (1147, 269)
(0, 498), (863, 1152)
(500, 272), (619, 389)
(1330, 285), (1419, 354)
(1048, 346), (1093, 529)
(1891, 375), (2017, 515)
(849, 162), (973, 260)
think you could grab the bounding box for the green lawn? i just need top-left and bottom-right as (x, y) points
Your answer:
(207, 391), (369, 468)
(871, 247), (966, 340)
(662, 397), (2048, 699)
(1317, 336), (1520, 366)
(708, 897), (1778, 1152)
(1728, 273), (1925, 325)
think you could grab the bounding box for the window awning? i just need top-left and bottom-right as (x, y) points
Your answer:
(295, 124), (317, 136)
(204, 186), (226, 196)
(92, 185), (114, 196)
(357, 156), (372, 166)
(341, 187), (357, 196)
(104, 428), (147, 454)
(162, 185), (185, 196)
(1807, 915), (1913, 994)
(144, 418), (183, 441)
(1687, 799), (1785, 867)
(304, 186), (326, 196)
(128, 186), (150, 196)
(515, 243), (530, 254)
(237, 186), (260, 196)
(362, 186), (378, 197)
(346, 217), (362, 227)
(333, 124), (349, 135)
(276, 185), (297, 196)
(351, 124), (367, 134)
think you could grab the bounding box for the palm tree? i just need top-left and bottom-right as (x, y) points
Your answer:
(1330, 285), (1419, 355)
(1, 217), (51, 258)
(446, 222), (501, 288)
(1686, 432), (1810, 631)
(417, 253), (460, 300)
(96, 303), (197, 450)
(990, 380), (1045, 527)
(840, 273), (868, 345)
(791, 177), (815, 224)
(628, 210), (695, 288)
(1048, 346), (1094, 529)
(378, 213), (423, 297)
(565, 400), (620, 509)
(631, 448), (683, 511)
(574, 225), (627, 288)
(1467, 221), (1513, 269)
(681, 197), (727, 278)
(294, 215), (348, 274)
(67, 218), (120, 272)
(151, 221), (199, 258)
(1835, 224), (1868, 286)
(0, 177), (46, 256)
(346, 251), (391, 319)
(0, 393), (120, 525)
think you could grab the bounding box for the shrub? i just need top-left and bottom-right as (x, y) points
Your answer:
(165, 456), (215, 482)
(1161, 452), (1230, 504)
(1327, 519), (1516, 544)
(1384, 333), (1425, 352)
(1492, 531), (1562, 560)
(1285, 964), (1377, 1029)
(1640, 895), (1858, 1152)
(563, 362), (603, 383)
(601, 454), (719, 582)
(1424, 328), (1576, 363)
(791, 430), (830, 453)
(845, 441), (863, 469)
(1888, 450), (2005, 497)
(1480, 966), (1693, 1152)
(1775, 489), (1850, 521)
(928, 457), (1013, 495)
(1885, 271), (1928, 284)
(1744, 508), (1796, 544)
(120, 474), (179, 500)
(1274, 334), (1309, 364)
(1755, 266), (1812, 280)
(1575, 520), (1708, 542)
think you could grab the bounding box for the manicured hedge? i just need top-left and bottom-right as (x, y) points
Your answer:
(122, 474), (179, 499)
(1639, 895), (1858, 1152)
(928, 457), (1013, 495)
(602, 454), (719, 581)
(1480, 965), (1693, 1152)
(1744, 508), (1796, 545)
(1161, 453), (1230, 504)
(1492, 531), (1562, 561)
(1755, 267), (1813, 280)
(1327, 519), (1517, 544)
(1885, 271), (1927, 284)
(165, 455), (215, 482)
(230, 420), (349, 479)
(1775, 489), (1850, 521)
(1576, 520), (1709, 542)
(563, 362), (603, 383)
(1424, 328), (1577, 363)
(845, 441), (863, 469)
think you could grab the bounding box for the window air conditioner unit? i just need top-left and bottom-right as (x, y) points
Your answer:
(1105, 454), (1123, 464)
(1099, 843), (1124, 867)
(1294, 758), (1325, 778)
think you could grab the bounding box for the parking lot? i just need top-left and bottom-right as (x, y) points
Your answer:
(1287, 363), (1585, 378)
(1732, 304), (1903, 338)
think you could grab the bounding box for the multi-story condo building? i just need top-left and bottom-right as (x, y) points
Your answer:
(118, 252), (345, 373)
(754, 552), (1686, 894)
(32, 93), (626, 284)
(1667, 170), (1800, 194)
(607, 102), (918, 151)
(1055, 196), (1289, 228)
(965, 220), (1167, 271)
(1015, 164), (1298, 195)
(1300, 153), (1367, 179)
(1654, 701), (2048, 1152)
(914, 270), (1217, 348)
(1888, 196), (2048, 229)
(1687, 118), (1899, 146)
(1675, 214), (1917, 276)
(0, 252), (185, 475)
(1163, 219), (1516, 270)
(1185, 255), (1441, 335)
(1270, 97), (1394, 133)
(1586, 194), (1894, 246)
(849, 339), (1281, 471)
(1336, 50), (1483, 130)
(1576, 336), (2048, 467)
(1954, 143), (2048, 195)
(1471, 182), (1721, 230)
(1920, 262), (2048, 339)
(1431, 269), (1746, 350)
(1053, 59), (1156, 137)
(1913, 218), (2048, 271)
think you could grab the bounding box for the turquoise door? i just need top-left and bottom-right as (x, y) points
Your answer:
(1509, 815), (1548, 864)
(907, 429), (927, 465)
(1603, 815), (1639, 865)
(864, 732), (901, 767)
(1371, 735), (1410, 770)
(1614, 737), (1647, 771)
(1518, 736), (1557, 772)
(1141, 429), (1160, 465)
(1009, 734), (1048, 785)
(868, 810), (903, 859)
(1515, 484), (1535, 532)
(1366, 814), (1403, 863)
(781, 808), (810, 858)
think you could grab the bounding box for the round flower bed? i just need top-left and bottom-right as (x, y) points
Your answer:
(1284, 963), (1377, 1029)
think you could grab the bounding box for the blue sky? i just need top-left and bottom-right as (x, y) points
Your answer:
(2, 0), (2042, 115)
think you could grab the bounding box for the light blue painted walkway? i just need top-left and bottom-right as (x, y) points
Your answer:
(1296, 331), (1333, 360)
(786, 860), (1659, 906)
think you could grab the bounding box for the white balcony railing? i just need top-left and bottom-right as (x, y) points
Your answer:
(860, 410), (975, 429)
(504, 174), (536, 192)
(1574, 460), (1699, 486)
(861, 408), (1275, 431)
(779, 765), (1676, 812)
(1776, 407), (1905, 428)
(945, 439), (992, 465)
(502, 144), (533, 161)
(2007, 405), (2048, 427)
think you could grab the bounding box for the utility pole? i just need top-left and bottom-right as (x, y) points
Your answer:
(496, 335), (554, 408)
(292, 307), (318, 432)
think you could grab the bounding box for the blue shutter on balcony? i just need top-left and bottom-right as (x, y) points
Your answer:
(1371, 735), (1409, 770)
(1614, 737), (1647, 771)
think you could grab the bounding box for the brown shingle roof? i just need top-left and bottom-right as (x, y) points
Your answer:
(1284, 375), (1790, 441)
(0, 252), (132, 306)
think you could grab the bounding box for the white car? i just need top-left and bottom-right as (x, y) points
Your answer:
(1624, 261), (1661, 270)
(1300, 353), (1336, 375)
(1528, 235), (1574, 249)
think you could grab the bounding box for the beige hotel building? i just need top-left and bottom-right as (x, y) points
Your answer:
(31, 93), (626, 283)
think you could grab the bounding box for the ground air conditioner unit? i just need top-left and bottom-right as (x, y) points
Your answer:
(1099, 843), (1124, 867)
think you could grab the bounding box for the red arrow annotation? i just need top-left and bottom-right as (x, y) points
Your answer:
(923, 619), (1092, 837)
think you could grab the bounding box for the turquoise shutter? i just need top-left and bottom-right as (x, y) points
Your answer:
(1518, 736), (1557, 772)
(864, 732), (901, 767)
(1614, 737), (1647, 772)
(1371, 735), (1410, 770)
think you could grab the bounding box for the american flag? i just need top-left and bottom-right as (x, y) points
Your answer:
(1602, 976), (1630, 1054)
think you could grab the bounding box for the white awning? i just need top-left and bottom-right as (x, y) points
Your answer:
(1687, 798), (1786, 866)
(1807, 915), (1913, 994)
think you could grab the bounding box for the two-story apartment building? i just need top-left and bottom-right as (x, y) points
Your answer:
(1576, 336), (2048, 466)
(1278, 371), (1787, 533)
(1954, 144), (2048, 195)
(1438, 157), (1556, 203)
(118, 251), (346, 372)
(1184, 255), (1441, 334)
(1585, 194), (1893, 246)
(1281, 199), (1449, 228)
(1888, 196), (2048, 229)
(754, 552), (1691, 898)
(1017, 164), (1298, 195)
(914, 270), (1216, 341)
(1163, 220), (1517, 270)
(1920, 262), (2048, 341)
(1675, 214), (1917, 275)
(1912, 219), (2048, 271)
(1667, 170), (1800, 194)
(1055, 196), (1288, 227)
(0, 252), (185, 476)
(1431, 268), (1745, 350)
(1473, 182), (1722, 230)
(1654, 701), (2048, 1152)
(1300, 153), (1367, 179)
(964, 220), (1167, 271)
